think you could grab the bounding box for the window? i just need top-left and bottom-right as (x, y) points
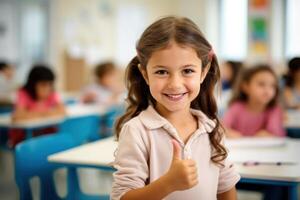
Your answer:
(286, 0), (300, 58)
(220, 0), (247, 61)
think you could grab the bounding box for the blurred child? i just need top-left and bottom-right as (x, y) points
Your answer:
(283, 57), (300, 109)
(221, 61), (243, 91)
(9, 65), (65, 147)
(0, 61), (15, 106)
(222, 65), (286, 138)
(81, 62), (125, 106)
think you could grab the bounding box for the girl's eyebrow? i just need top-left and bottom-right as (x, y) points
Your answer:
(151, 64), (198, 69)
(152, 65), (167, 69)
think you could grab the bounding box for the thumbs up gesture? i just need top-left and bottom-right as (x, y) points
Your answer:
(165, 139), (198, 191)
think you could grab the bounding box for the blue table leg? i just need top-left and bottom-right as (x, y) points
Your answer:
(288, 183), (298, 200)
(67, 167), (80, 200)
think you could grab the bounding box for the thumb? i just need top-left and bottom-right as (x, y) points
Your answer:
(172, 139), (182, 161)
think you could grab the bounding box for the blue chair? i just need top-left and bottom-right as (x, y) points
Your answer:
(0, 105), (13, 114)
(59, 115), (101, 143)
(14, 133), (109, 200)
(100, 105), (125, 138)
(15, 133), (78, 199)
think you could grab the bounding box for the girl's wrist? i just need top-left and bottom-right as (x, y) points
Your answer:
(159, 173), (176, 194)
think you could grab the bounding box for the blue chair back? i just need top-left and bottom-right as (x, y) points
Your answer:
(14, 133), (79, 200)
(59, 115), (101, 143)
(100, 105), (125, 138)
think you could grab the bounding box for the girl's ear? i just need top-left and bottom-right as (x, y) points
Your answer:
(200, 63), (211, 83)
(138, 65), (149, 85)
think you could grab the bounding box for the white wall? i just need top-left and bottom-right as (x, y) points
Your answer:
(0, 0), (19, 62)
(49, 0), (207, 90)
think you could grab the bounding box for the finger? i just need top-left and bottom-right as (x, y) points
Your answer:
(172, 139), (182, 160)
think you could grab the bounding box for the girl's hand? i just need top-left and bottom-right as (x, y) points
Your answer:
(225, 128), (242, 138)
(255, 130), (273, 137)
(165, 139), (198, 192)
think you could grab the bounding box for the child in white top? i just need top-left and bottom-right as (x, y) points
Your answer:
(81, 62), (124, 106)
(111, 16), (240, 200)
(0, 61), (15, 105)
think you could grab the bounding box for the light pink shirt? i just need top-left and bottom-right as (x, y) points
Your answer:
(222, 101), (286, 137)
(15, 89), (61, 113)
(111, 105), (240, 200)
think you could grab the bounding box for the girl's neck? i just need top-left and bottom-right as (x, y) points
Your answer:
(155, 105), (194, 126)
(246, 99), (266, 113)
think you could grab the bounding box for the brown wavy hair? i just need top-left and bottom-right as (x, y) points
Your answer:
(115, 16), (227, 165)
(229, 64), (280, 108)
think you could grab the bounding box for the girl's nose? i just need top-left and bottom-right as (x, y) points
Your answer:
(167, 74), (182, 90)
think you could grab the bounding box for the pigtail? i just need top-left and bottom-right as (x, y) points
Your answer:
(191, 52), (227, 166)
(115, 56), (153, 139)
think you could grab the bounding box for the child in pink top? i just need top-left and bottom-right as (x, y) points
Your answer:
(9, 65), (65, 146)
(111, 16), (240, 200)
(222, 65), (286, 138)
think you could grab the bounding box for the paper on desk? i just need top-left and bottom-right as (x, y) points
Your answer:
(226, 137), (299, 164)
(225, 137), (286, 148)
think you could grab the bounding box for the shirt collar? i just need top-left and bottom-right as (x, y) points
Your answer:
(138, 105), (216, 134)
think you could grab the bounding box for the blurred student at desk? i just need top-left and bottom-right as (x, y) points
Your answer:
(81, 62), (125, 106)
(282, 57), (300, 110)
(0, 61), (16, 109)
(8, 65), (65, 147)
(222, 65), (286, 138)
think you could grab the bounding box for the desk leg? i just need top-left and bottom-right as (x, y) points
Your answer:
(67, 167), (80, 200)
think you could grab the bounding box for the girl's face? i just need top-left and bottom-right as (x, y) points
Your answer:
(36, 81), (53, 100)
(243, 71), (276, 106)
(140, 42), (209, 116)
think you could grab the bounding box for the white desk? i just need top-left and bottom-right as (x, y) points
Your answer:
(0, 104), (109, 139)
(48, 137), (300, 199)
(48, 137), (117, 168)
(0, 104), (107, 129)
(226, 138), (300, 182)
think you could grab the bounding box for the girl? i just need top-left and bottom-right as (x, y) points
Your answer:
(222, 65), (286, 138)
(9, 65), (65, 146)
(111, 16), (240, 200)
(283, 57), (300, 109)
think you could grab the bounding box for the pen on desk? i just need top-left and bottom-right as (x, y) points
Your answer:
(242, 161), (294, 166)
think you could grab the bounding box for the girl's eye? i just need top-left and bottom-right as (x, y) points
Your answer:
(183, 68), (195, 74)
(155, 70), (168, 75)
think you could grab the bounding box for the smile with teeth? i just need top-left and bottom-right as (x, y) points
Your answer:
(164, 92), (187, 101)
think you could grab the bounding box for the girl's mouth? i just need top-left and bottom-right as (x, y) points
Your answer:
(163, 93), (187, 101)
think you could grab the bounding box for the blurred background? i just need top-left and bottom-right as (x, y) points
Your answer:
(1, 0), (300, 199)
(0, 0), (299, 91)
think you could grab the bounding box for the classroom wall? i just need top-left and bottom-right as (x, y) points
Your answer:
(49, 0), (207, 91)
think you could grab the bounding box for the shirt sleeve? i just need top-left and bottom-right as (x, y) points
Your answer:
(217, 156), (241, 194)
(52, 92), (62, 105)
(265, 106), (286, 137)
(14, 89), (29, 109)
(217, 136), (241, 194)
(111, 123), (149, 200)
